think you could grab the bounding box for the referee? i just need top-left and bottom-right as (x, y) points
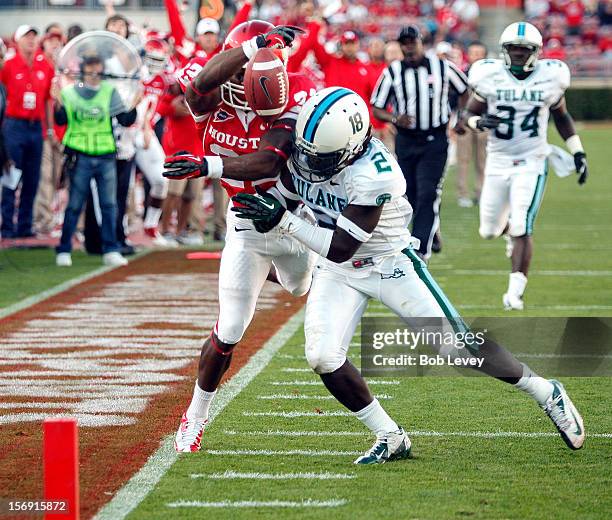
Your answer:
(371, 25), (468, 259)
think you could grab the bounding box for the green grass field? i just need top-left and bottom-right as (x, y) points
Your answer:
(1, 126), (610, 518)
(124, 126), (611, 519)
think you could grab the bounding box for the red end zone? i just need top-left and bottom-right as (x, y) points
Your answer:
(0, 250), (303, 519)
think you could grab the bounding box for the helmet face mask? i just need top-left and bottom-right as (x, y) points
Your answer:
(144, 39), (169, 75)
(291, 87), (372, 183)
(499, 22), (542, 75)
(292, 138), (353, 183)
(220, 20), (281, 111)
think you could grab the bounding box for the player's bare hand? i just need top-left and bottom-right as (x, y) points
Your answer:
(392, 114), (414, 129)
(453, 118), (467, 135)
(171, 96), (190, 117)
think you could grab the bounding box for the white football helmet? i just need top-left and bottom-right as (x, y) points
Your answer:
(499, 22), (543, 73)
(292, 87), (371, 182)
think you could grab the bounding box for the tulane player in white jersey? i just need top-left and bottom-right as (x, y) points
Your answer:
(233, 87), (585, 463)
(463, 22), (589, 310)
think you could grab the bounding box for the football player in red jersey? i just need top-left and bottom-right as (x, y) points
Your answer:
(166, 20), (318, 453)
(132, 38), (176, 246)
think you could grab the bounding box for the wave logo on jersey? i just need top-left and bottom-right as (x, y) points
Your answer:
(213, 109), (235, 123)
(380, 268), (405, 280)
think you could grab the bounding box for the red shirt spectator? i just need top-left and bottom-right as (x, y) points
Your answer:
(302, 25), (374, 106)
(543, 38), (567, 60)
(565, 0), (585, 28)
(1, 42), (52, 122)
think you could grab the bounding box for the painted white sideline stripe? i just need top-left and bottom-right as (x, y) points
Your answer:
(271, 380), (400, 386)
(167, 499), (348, 508)
(257, 394), (393, 400)
(0, 250), (150, 319)
(243, 411), (352, 417)
(93, 310), (306, 520)
(190, 471), (355, 480)
(451, 269), (612, 277)
(223, 429), (612, 439)
(206, 449), (360, 456)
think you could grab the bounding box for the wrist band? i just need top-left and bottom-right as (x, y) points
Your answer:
(242, 38), (259, 60)
(206, 156), (224, 179)
(565, 135), (584, 155)
(467, 116), (481, 130)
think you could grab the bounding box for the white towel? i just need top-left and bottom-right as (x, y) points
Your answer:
(548, 145), (575, 178)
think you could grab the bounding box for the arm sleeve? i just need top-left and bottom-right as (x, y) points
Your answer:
(370, 67), (395, 108)
(54, 105), (68, 126)
(287, 21), (319, 73)
(309, 23), (332, 69)
(447, 60), (468, 94)
(164, 0), (187, 50)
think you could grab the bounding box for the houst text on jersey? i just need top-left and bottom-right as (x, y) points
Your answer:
(208, 127), (261, 150)
(496, 89), (545, 103)
(292, 176), (348, 212)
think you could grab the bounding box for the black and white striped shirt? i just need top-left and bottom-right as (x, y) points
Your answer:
(371, 55), (468, 131)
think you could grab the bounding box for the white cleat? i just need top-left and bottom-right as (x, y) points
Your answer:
(176, 231), (204, 246)
(56, 252), (72, 267)
(503, 292), (524, 311)
(102, 252), (128, 267)
(174, 412), (208, 453)
(542, 380), (585, 450)
(354, 427), (411, 465)
(145, 227), (179, 248)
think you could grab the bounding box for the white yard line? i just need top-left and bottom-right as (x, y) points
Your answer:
(270, 380), (400, 386)
(190, 471), (355, 480)
(205, 449), (361, 456)
(166, 499), (348, 508)
(93, 309), (306, 520)
(257, 394), (393, 400)
(223, 429), (612, 439)
(243, 411), (353, 417)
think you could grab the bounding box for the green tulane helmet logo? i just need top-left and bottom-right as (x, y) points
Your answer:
(376, 193), (392, 206)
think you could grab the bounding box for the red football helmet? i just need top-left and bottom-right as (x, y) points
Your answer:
(221, 20), (287, 111)
(144, 38), (169, 74)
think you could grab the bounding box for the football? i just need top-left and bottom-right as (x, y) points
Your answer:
(243, 48), (289, 120)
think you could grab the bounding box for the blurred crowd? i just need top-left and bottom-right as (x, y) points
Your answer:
(2, 0), (603, 261)
(526, 0), (612, 75)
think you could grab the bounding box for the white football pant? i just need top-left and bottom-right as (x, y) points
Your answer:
(134, 132), (169, 200)
(479, 159), (548, 239)
(215, 207), (317, 344)
(304, 249), (469, 374)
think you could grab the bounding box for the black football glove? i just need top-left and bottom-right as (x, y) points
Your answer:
(163, 151), (208, 180)
(256, 25), (304, 49)
(476, 114), (503, 130)
(574, 151), (588, 185)
(231, 188), (286, 233)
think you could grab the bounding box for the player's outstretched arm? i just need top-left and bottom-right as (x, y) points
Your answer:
(162, 120), (294, 181)
(551, 97), (588, 185)
(232, 190), (383, 263)
(187, 26), (300, 108)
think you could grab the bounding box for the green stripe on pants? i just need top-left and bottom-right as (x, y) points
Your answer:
(402, 248), (470, 335)
(525, 163), (548, 235)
